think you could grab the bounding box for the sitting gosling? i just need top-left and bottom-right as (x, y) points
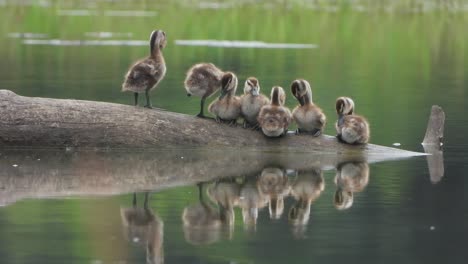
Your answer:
(208, 72), (241, 125)
(291, 79), (326, 136)
(240, 77), (270, 129)
(335, 97), (370, 144)
(257, 86), (292, 137)
(184, 63), (224, 118)
(122, 30), (167, 108)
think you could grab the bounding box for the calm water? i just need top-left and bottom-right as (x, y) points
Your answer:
(1, 0), (468, 263)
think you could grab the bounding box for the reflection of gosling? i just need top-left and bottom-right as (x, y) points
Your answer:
(207, 179), (241, 236)
(257, 168), (290, 219)
(122, 30), (167, 108)
(182, 183), (229, 245)
(334, 162), (370, 210)
(238, 176), (268, 232)
(257, 86), (293, 137)
(240, 77), (270, 129)
(184, 63), (224, 118)
(291, 79), (326, 136)
(208, 72), (241, 124)
(335, 97), (370, 144)
(120, 193), (164, 264)
(288, 169), (324, 238)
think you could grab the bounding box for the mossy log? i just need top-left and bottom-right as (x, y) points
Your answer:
(0, 89), (423, 158)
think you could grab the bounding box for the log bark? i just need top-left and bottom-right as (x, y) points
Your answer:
(0, 89), (423, 158)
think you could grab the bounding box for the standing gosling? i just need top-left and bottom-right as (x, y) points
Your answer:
(184, 63), (224, 118)
(291, 79), (326, 136)
(122, 30), (167, 108)
(208, 72), (241, 125)
(240, 77), (270, 129)
(257, 86), (292, 137)
(335, 97), (370, 144)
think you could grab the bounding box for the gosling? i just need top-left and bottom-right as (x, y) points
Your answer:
(257, 86), (292, 137)
(122, 30), (167, 108)
(240, 77), (270, 129)
(291, 79), (326, 136)
(184, 63), (224, 118)
(335, 97), (370, 144)
(208, 72), (241, 125)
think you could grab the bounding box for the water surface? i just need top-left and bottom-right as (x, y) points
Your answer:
(1, 0), (468, 263)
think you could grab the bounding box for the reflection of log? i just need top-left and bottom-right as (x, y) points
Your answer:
(0, 148), (420, 207)
(423, 144), (444, 184)
(0, 89), (423, 156)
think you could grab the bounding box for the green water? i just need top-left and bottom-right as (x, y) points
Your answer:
(1, 0), (468, 263)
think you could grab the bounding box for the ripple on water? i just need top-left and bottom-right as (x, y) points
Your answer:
(175, 40), (318, 49)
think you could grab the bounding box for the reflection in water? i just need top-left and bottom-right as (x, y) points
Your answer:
(423, 144), (445, 184)
(288, 168), (325, 239)
(334, 162), (370, 210)
(257, 168), (290, 220)
(120, 193), (164, 264)
(239, 176), (268, 232)
(207, 178), (240, 235)
(182, 183), (232, 245)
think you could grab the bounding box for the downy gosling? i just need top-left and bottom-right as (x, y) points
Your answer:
(335, 97), (370, 144)
(291, 79), (326, 136)
(208, 72), (241, 125)
(257, 86), (292, 137)
(240, 77), (270, 129)
(122, 30), (167, 108)
(184, 63), (225, 118)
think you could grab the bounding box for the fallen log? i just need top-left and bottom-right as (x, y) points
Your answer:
(0, 89), (423, 158)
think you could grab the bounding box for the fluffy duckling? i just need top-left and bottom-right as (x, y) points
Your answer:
(257, 86), (293, 137)
(120, 193), (164, 264)
(288, 169), (324, 238)
(291, 79), (326, 136)
(240, 77), (270, 129)
(122, 30), (167, 108)
(184, 63), (224, 118)
(257, 167), (290, 219)
(208, 72), (242, 124)
(335, 97), (370, 144)
(334, 162), (369, 210)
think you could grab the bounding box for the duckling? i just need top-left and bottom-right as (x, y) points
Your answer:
(257, 167), (290, 219)
(120, 193), (164, 264)
(257, 86), (293, 137)
(182, 183), (229, 245)
(335, 97), (370, 144)
(240, 77), (270, 129)
(184, 63), (224, 118)
(208, 72), (241, 125)
(334, 162), (369, 210)
(288, 169), (324, 238)
(291, 79), (326, 136)
(122, 30), (167, 108)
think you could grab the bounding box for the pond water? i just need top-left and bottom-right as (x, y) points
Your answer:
(1, 0), (468, 263)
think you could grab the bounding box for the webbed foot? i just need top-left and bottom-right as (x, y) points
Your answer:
(144, 105), (153, 109)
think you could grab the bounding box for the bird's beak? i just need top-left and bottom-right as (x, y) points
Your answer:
(219, 90), (228, 99)
(298, 96), (305, 106)
(252, 89), (259, 96)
